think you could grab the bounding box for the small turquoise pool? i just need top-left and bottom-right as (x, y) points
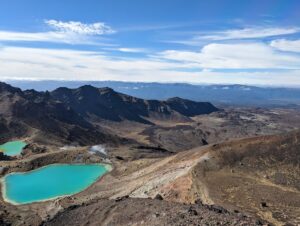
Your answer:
(0, 141), (27, 156)
(2, 164), (110, 205)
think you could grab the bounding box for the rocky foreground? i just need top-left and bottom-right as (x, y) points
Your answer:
(45, 198), (262, 226)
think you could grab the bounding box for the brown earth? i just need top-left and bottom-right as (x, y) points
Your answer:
(45, 198), (261, 226)
(1, 130), (299, 225)
(0, 83), (300, 226)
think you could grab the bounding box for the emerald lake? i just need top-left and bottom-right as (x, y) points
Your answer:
(0, 141), (27, 156)
(1, 164), (110, 205)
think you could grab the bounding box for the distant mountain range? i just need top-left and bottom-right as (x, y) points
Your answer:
(7, 80), (300, 107)
(0, 82), (218, 145)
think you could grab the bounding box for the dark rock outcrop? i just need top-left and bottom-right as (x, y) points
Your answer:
(51, 85), (219, 124)
(0, 82), (219, 145)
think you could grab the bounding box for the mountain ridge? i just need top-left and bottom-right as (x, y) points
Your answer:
(0, 82), (219, 144)
(50, 84), (219, 124)
(7, 80), (300, 107)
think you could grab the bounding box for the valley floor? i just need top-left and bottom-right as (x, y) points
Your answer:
(1, 107), (300, 226)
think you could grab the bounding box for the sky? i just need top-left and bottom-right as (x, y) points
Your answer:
(0, 0), (300, 86)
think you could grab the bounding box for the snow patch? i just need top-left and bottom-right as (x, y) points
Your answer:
(60, 145), (77, 150)
(89, 145), (107, 155)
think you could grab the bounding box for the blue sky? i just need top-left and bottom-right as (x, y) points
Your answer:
(0, 0), (300, 86)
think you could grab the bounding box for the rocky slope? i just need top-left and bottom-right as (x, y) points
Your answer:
(44, 198), (261, 226)
(3, 131), (298, 225)
(189, 131), (300, 225)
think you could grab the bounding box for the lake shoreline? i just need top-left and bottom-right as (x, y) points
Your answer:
(0, 140), (27, 157)
(1, 163), (112, 205)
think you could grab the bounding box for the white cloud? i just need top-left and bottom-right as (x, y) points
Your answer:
(0, 46), (198, 80)
(45, 20), (115, 35)
(170, 27), (300, 45)
(104, 47), (146, 53)
(199, 27), (299, 41)
(1, 46), (300, 86)
(270, 39), (300, 53)
(117, 48), (145, 53)
(158, 43), (300, 69)
(0, 31), (90, 44)
(0, 20), (115, 45)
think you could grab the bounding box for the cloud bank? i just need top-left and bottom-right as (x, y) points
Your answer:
(158, 42), (300, 69)
(0, 21), (300, 86)
(270, 39), (300, 53)
(1, 45), (300, 86)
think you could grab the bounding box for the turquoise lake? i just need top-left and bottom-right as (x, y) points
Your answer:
(0, 141), (27, 156)
(2, 164), (110, 205)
